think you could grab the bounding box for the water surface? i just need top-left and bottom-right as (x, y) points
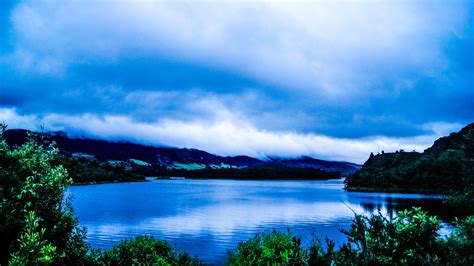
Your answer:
(68, 179), (445, 264)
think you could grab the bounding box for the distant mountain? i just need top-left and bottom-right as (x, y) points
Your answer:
(268, 156), (360, 175)
(346, 123), (474, 205)
(4, 129), (359, 174)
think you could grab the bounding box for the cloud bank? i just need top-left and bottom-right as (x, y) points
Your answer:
(0, 0), (472, 162)
(0, 107), (462, 163)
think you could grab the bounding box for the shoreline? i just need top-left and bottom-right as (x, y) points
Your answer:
(344, 186), (446, 195)
(71, 179), (148, 186)
(71, 176), (344, 186)
(152, 176), (343, 181)
(72, 178), (447, 197)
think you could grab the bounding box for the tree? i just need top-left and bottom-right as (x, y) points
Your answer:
(0, 124), (89, 264)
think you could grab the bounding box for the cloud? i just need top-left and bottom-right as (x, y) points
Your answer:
(3, 1), (471, 99)
(0, 0), (472, 161)
(0, 107), (458, 163)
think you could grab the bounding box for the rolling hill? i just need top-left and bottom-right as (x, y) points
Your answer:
(4, 129), (360, 177)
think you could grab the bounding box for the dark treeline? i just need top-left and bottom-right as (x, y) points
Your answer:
(346, 123), (474, 212)
(157, 164), (341, 180)
(57, 156), (146, 184)
(3, 129), (345, 184)
(53, 159), (342, 183)
(1, 124), (473, 265)
(5, 129), (343, 183)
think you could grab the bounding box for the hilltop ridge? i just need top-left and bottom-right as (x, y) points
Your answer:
(346, 122), (474, 210)
(4, 129), (359, 183)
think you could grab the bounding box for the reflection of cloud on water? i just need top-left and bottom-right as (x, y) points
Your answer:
(85, 201), (366, 241)
(144, 202), (365, 234)
(79, 179), (446, 256)
(84, 194), (443, 242)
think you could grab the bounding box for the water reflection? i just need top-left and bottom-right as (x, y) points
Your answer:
(344, 191), (453, 220)
(68, 179), (445, 265)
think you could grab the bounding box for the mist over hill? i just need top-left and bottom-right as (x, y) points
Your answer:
(4, 129), (360, 182)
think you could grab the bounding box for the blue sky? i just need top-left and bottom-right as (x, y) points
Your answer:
(0, 0), (473, 163)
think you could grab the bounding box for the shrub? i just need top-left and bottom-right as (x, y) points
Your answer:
(226, 230), (307, 265)
(308, 236), (335, 266)
(336, 207), (444, 265)
(96, 235), (200, 265)
(446, 215), (474, 265)
(227, 208), (474, 265)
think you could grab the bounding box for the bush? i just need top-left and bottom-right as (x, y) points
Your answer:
(446, 215), (474, 265)
(336, 207), (444, 265)
(226, 208), (474, 265)
(307, 236), (335, 266)
(226, 230), (307, 265)
(96, 236), (200, 265)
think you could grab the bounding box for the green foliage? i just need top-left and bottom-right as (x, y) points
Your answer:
(168, 162), (207, 170)
(446, 215), (474, 265)
(96, 236), (200, 265)
(9, 211), (56, 265)
(0, 125), (89, 264)
(445, 184), (474, 214)
(3, 128), (145, 184)
(307, 236), (335, 266)
(58, 154), (145, 184)
(336, 207), (444, 265)
(226, 208), (474, 265)
(226, 230), (307, 265)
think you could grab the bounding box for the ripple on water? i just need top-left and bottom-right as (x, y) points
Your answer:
(70, 179), (446, 265)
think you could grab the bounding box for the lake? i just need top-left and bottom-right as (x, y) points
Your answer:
(68, 178), (446, 264)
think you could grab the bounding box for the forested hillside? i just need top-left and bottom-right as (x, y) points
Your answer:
(159, 164), (341, 180)
(4, 129), (355, 183)
(346, 123), (474, 210)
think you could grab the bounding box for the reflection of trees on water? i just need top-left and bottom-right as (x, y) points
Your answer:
(358, 198), (396, 220)
(349, 195), (459, 222)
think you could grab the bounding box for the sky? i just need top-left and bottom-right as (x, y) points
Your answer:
(0, 0), (473, 163)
